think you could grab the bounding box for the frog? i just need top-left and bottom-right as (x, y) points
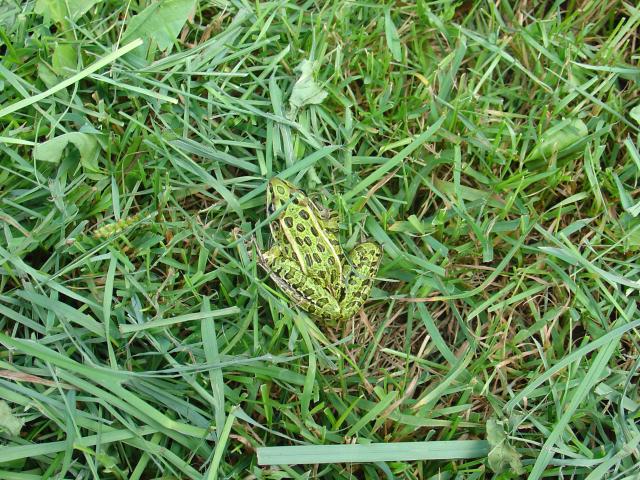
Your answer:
(257, 178), (382, 324)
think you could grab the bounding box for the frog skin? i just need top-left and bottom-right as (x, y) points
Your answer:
(257, 178), (382, 323)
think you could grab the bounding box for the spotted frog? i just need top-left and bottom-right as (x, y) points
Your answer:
(257, 178), (382, 323)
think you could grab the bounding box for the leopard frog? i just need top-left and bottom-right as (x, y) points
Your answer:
(257, 178), (382, 323)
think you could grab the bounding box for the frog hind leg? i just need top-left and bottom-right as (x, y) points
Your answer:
(338, 241), (383, 321)
(264, 255), (342, 323)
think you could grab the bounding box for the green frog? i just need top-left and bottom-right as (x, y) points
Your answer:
(257, 178), (382, 323)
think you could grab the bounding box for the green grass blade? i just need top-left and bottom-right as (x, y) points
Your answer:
(0, 38), (143, 118)
(257, 440), (490, 465)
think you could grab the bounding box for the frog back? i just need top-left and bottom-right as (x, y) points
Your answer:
(277, 200), (341, 290)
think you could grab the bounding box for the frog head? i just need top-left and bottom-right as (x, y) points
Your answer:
(267, 178), (303, 215)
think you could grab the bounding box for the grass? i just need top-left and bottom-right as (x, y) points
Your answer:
(1, 0), (639, 478)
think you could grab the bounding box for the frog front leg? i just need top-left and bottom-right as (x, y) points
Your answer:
(258, 246), (342, 322)
(338, 241), (383, 321)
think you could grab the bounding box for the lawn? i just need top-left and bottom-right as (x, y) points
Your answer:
(1, 0), (639, 478)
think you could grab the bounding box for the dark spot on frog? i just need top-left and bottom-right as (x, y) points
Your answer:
(304, 236), (312, 246)
(310, 226), (318, 236)
(328, 257), (335, 265)
(296, 223), (305, 233)
(296, 237), (304, 246)
(317, 244), (325, 252)
(304, 287), (314, 297)
(313, 253), (321, 263)
(299, 210), (310, 220)
(304, 254), (313, 267)
(284, 217), (294, 228)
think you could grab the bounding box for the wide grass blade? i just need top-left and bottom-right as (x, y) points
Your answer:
(257, 440), (490, 465)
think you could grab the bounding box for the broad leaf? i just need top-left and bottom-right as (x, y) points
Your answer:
(0, 0), (20, 30)
(526, 118), (588, 162)
(123, 0), (196, 52)
(35, 0), (99, 25)
(33, 132), (100, 172)
(52, 43), (77, 75)
(0, 400), (23, 437)
(288, 59), (328, 116)
(486, 418), (524, 475)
